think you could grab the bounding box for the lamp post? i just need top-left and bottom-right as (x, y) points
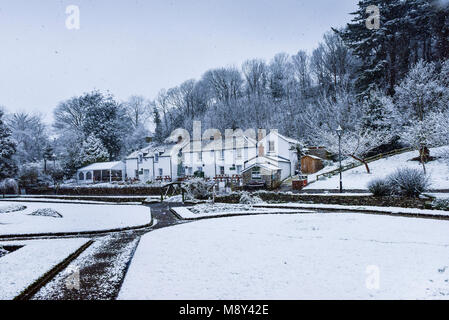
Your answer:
(336, 126), (343, 193)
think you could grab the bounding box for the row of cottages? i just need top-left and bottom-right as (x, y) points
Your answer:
(124, 130), (300, 183)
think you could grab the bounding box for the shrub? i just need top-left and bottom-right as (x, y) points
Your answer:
(387, 168), (430, 198)
(239, 191), (263, 204)
(182, 178), (215, 200)
(367, 178), (391, 197)
(0, 179), (19, 195)
(432, 199), (449, 211)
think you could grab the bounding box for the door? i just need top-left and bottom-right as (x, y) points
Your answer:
(143, 170), (150, 182)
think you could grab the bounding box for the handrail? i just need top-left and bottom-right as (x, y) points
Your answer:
(316, 147), (414, 181)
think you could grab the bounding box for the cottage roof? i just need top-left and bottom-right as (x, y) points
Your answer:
(242, 162), (281, 173)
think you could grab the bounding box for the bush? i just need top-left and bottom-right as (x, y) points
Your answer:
(0, 179), (19, 195)
(432, 199), (449, 211)
(239, 191), (263, 204)
(387, 168), (430, 198)
(18, 163), (53, 188)
(367, 178), (391, 197)
(182, 178), (215, 200)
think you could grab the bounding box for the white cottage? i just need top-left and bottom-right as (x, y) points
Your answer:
(124, 130), (300, 183)
(125, 143), (186, 182)
(246, 130), (300, 180)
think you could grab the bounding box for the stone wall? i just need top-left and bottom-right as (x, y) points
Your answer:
(216, 191), (433, 209)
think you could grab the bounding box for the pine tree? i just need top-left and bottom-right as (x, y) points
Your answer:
(361, 89), (394, 132)
(79, 134), (109, 167)
(339, 0), (414, 96)
(0, 110), (18, 179)
(153, 107), (164, 143)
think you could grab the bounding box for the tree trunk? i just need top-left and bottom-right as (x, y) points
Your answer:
(350, 154), (370, 174)
(420, 149), (427, 175)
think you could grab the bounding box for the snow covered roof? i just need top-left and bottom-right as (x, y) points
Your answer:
(302, 155), (324, 160)
(126, 142), (187, 160)
(268, 131), (300, 145)
(78, 161), (125, 171)
(242, 162), (281, 173)
(246, 155), (290, 164)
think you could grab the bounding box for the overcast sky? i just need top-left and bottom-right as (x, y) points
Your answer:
(0, 0), (357, 122)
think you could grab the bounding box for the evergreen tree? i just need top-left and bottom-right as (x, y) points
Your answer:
(0, 110), (18, 179)
(153, 107), (164, 144)
(361, 89), (395, 132)
(79, 134), (109, 167)
(81, 92), (127, 160)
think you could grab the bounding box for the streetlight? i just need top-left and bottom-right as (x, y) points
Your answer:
(336, 125), (343, 193)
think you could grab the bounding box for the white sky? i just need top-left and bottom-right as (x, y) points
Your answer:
(0, 0), (358, 123)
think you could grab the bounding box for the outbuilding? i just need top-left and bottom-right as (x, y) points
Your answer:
(241, 162), (282, 190)
(77, 161), (126, 184)
(301, 155), (324, 174)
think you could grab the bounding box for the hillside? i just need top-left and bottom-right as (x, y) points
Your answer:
(304, 147), (449, 191)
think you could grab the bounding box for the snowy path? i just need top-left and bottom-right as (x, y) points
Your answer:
(119, 213), (449, 300)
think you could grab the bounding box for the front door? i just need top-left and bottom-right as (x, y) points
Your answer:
(143, 169), (150, 182)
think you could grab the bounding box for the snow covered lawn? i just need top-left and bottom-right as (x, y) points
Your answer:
(0, 201), (151, 236)
(0, 238), (89, 300)
(172, 203), (314, 219)
(305, 147), (449, 190)
(119, 213), (449, 300)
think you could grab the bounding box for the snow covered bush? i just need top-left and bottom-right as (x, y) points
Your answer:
(432, 199), (449, 211)
(182, 178), (215, 200)
(18, 163), (53, 187)
(0, 246), (8, 258)
(387, 168), (430, 198)
(0, 178), (19, 195)
(0, 204), (26, 214)
(367, 178), (391, 197)
(239, 191), (263, 204)
(29, 208), (63, 218)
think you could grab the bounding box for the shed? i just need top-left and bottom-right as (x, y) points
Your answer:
(301, 155), (324, 174)
(77, 161), (125, 184)
(241, 162), (282, 190)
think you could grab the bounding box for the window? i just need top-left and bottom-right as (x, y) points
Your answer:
(78, 172), (84, 180)
(220, 166), (225, 175)
(188, 167), (193, 175)
(154, 153), (159, 163)
(158, 168), (163, 176)
(251, 167), (261, 179)
(236, 165), (242, 174)
(269, 141), (275, 152)
(220, 150), (225, 160)
(198, 152), (202, 161)
(138, 154), (143, 163)
(86, 172), (92, 180)
(236, 148), (242, 159)
(197, 167), (203, 172)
